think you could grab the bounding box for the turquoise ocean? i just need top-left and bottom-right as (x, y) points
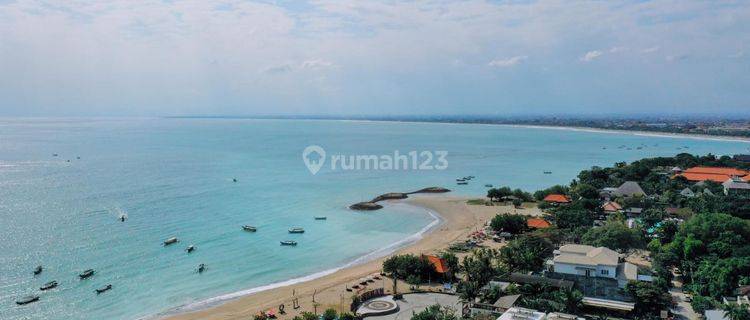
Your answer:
(1, 118), (748, 320)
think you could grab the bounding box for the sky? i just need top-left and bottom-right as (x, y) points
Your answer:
(0, 0), (749, 117)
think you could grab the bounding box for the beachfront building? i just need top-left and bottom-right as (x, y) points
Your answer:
(527, 218), (552, 229)
(601, 201), (622, 214)
(497, 307), (546, 320)
(543, 194), (571, 205)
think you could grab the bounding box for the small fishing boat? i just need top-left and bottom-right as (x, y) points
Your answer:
(232, 178), (238, 182)
(163, 237), (178, 246)
(242, 225), (257, 232)
(314, 216), (327, 220)
(15, 295), (39, 305)
(119, 214), (127, 222)
(95, 284), (112, 294)
(543, 171), (552, 174)
(197, 264), (206, 273)
(186, 245), (195, 253)
(52, 153), (58, 157)
(79, 269), (95, 279)
(40, 281), (58, 291)
(456, 178), (465, 182)
(33, 265), (43, 275)
(457, 181), (468, 185)
(468, 176), (475, 179)
(280, 240), (298, 246)
(288, 227), (305, 234)
(484, 184), (493, 188)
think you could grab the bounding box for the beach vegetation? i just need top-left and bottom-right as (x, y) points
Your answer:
(581, 220), (645, 252)
(301, 311), (318, 320)
(338, 312), (356, 320)
(534, 185), (570, 201)
(382, 254), (438, 284)
(498, 235), (553, 273)
(507, 284), (583, 314)
(322, 308), (337, 320)
(490, 214), (527, 234)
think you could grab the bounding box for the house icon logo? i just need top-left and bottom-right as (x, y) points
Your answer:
(302, 145), (326, 175)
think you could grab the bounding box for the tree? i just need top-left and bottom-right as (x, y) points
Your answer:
(582, 220), (644, 252)
(690, 295), (718, 314)
(722, 303), (750, 320)
(301, 312), (318, 320)
(551, 204), (593, 229)
(499, 235), (553, 272)
(556, 288), (583, 314)
(339, 313), (356, 320)
(490, 214), (527, 234)
(411, 304), (457, 320)
(625, 281), (671, 317)
(439, 251), (459, 280)
(487, 187), (512, 202)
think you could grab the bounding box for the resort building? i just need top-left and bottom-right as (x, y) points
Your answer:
(543, 194), (571, 204)
(678, 166), (750, 183)
(496, 307), (546, 320)
(601, 201), (622, 213)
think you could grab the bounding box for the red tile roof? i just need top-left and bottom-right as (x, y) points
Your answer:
(543, 194), (571, 203)
(683, 166), (749, 176)
(424, 255), (448, 273)
(602, 201), (622, 212)
(679, 172), (733, 183)
(527, 218), (552, 229)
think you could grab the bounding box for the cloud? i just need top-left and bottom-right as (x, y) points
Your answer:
(262, 59), (335, 74)
(641, 46), (660, 54)
(488, 55), (528, 67)
(729, 51), (745, 59)
(300, 59), (335, 70)
(609, 46), (627, 53)
(580, 50), (603, 62)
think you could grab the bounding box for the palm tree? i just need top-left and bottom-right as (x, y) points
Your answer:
(722, 303), (750, 320)
(559, 288), (583, 314)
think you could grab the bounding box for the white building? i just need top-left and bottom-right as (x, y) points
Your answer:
(552, 245), (649, 288)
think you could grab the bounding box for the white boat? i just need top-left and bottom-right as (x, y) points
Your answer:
(163, 237), (178, 246)
(280, 240), (298, 246)
(288, 227), (305, 234)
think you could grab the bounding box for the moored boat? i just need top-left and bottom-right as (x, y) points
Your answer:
(457, 181), (468, 185)
(33, 265), (43, 275)
(242, 225), (257, 232)
(95, 284), (112, 294)
(288, 227), (305, 234)
(15, 295), (39, 305)
(186, 245), (195, 253)
(40, 281), (58, 291)
(79, 269), (95, 279)
(197, 263), (206, 273)
(280, 240), (298, 246)
(314, 216), (327, 220)
(484, 184), (493, 188)
(163, 237), (178, 246)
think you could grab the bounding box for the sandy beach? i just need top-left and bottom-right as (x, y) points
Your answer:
(164, 195), (543, 320)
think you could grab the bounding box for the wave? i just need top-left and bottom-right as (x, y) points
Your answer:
(151, 204), (442, 319)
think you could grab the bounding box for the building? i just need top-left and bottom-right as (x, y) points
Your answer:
(733, 154), (750, 163)
(600, 181), (646, 200)
(680, 187), (696, 198)
(527, 218), (552, 229)
(601, 201), (622, 213)
(543, 194), (571, 204)
(678, 166), (750, 183)
(551, 245), (650, 288)
(497, 307), (546, 320)
(424, 255), (449, 275)
(723, 177), (750, 195)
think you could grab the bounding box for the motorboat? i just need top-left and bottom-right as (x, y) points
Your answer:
(242, 225), (257, 232)
(197, 264), (206, 273)
(95, 284), (112, 294)
(457, 181), (468, 185)
(280, 240), (298, 246)
(40, 281), (58, 291)
(15, 295), (39, 305)
(79, 269), (95, 279)
(314, 216), (327, 220)
(484, 184), (493, 188)
(543, 171), (552, 174)
(163, 237), (178, 246)
(186, 245), (195, 253)
(288, 227), (305, 234)
(33, 265), (42, 275)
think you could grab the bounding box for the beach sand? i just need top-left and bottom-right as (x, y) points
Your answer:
(164, 195), (543, 320)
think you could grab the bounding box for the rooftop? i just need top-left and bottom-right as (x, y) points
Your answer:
(554, 244), (619, 266)
(527, 218), (552, 229)
(543, 194), (571, 203)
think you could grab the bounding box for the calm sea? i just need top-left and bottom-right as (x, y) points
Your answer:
(1, 118), (747, 320)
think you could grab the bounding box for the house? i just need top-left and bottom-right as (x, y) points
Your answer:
(600, 181), (646, 200)
(601, 201), (622, 213)
(551, 245), (650, 288)
(497, 308), (546, 320)
(543, 194), (571, 204)
(527, 218), (552, 229)
(723, 177), (750, 195)
(616, 181), (646, 198)
(680, 187), (696, 198)
(623, 207), (643, 217)
(678, 166), (750, 183)
(424, 255), (449, 275)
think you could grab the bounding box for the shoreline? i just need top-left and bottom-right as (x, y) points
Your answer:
(163, 195), (539, 320)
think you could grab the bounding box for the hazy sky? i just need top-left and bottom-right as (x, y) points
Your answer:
(1, 0), (749, 116)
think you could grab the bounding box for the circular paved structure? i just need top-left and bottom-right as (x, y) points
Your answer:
(357, 297), (399, 317)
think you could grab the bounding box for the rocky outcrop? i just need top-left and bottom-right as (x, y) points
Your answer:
(349, 186), (451, 211)
(349, 202), (384, 210)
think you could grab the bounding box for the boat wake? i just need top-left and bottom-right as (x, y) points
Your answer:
(151, 204), (441, 319)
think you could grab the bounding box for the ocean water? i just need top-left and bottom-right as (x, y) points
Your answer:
(0, 118), (747, 320)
